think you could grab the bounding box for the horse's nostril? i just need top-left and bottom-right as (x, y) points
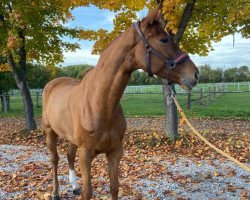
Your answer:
(194, 71), (199, 80)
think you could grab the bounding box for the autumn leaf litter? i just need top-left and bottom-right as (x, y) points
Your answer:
(0, 117), (249, 199)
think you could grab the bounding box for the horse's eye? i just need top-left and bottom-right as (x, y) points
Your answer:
(160, 37), (169, 43)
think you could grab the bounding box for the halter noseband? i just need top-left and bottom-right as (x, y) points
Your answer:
(133, 21), (190, 77)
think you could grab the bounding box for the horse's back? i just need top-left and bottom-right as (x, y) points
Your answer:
(42, 77), (81, 141)
(43, 77), (80, 96)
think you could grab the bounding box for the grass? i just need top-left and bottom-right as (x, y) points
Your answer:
(184, 92), (250, 119)
(1, 91), (250, 119)
(121, 92), (250, 119)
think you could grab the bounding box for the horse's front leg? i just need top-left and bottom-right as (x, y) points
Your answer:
(45, 128), (60, 200)
(67, 142), (81, 195)
(79, 147), (95, 200)
(106, 147), (123, 200)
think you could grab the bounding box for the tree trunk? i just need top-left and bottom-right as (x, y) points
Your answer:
(0, 96), (3, 111)
(163, 84), (178, 139)
(21, 81), (36, 130)
(7, 54), (36, 131)
(2, 4), (36, 130)
(161, 0), (197, 138)
(174, 0), (197, 44)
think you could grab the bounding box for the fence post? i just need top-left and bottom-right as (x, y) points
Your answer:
(6, 95), (10, 111)
(214, 86), (216, 98)
(36, 92), (39, 108)
(163, 83), (178, 139)
(3, 94), (8, 113)
(238, 82), (240, 91)
(187, 92), (191, 110)
(208, 87), (211, 102)
(199, 88), (203, 106)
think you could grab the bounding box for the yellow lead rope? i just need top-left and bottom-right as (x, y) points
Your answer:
(172, 96), (250, 172)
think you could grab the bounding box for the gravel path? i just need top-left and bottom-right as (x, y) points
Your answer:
(0, 117), (249, 199)
(0, 144), (249, 199)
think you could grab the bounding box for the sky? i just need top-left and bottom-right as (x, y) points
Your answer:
(62, 6), (250, 69)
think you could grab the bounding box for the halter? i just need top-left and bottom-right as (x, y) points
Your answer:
(133, 21), (190, 77)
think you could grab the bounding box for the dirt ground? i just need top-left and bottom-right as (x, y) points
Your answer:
(0, 117), (249, 199)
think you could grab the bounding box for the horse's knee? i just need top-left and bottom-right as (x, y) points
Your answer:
(67, 144), (77, 169)
(51, 153), (59, 165)
(52, 194), (60, 200)
(81, 189), (92, 200)
(110, 186), (119, 198)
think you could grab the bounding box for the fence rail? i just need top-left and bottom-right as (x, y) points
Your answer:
(1, 82), (250, 113)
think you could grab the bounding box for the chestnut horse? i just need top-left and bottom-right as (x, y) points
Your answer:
(42, 7), (198, 200)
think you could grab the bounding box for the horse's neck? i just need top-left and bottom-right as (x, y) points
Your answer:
(83, 27), (137, 119)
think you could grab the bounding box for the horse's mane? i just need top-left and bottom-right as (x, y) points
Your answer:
(78, 67), (94, 79)
(98, 31), (125, 62)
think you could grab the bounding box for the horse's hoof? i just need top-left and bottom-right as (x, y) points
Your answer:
(73, 187), (82, 196)
(52, 194), (60, 200)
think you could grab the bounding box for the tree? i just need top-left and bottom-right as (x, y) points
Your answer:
(237, 65), (249, 82)
(59, 64), (93, 79)
(224, 67), (238, 82)
(211, 68), (223, 83)
(0, 56), (15, 93)
(198, 64), (213, 83)
(77, 0), (249, 137)
(26, 64), (52, 89)
(78, 0), (248, 55)
(0, 1), (81, 130)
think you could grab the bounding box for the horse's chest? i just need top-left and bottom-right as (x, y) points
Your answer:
(76, 114), (126, 152)
(95, 129), (124, 153)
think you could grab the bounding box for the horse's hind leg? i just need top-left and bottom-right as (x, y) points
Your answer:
(45, 128), (60, 200)
(67, 142), (81, 195)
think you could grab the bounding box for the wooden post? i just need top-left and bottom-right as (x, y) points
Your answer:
(214, 86), (216, 98)
(6, 95), (10, 111)
(36, 92), (39, 108)
(199, 88), (203, 106)
(163, 84), (178, 139)
(3, 94), (8, 113)
(208, 87), (211, 102)
(187, 92), (191, 110)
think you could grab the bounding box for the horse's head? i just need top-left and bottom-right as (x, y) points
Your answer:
(134, 7), (199, 91)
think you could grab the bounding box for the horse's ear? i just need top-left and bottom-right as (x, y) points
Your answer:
(143, 4), (162, 26)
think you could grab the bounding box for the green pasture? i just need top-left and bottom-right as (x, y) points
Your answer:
(1, 91), (250, 119)
(122, 92), (250, 119)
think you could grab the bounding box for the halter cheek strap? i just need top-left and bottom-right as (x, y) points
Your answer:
(133, 21), (190, 77)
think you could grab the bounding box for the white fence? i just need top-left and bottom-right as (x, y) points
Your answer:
(8, 82), (250, 95)
(124, 82), (250, 94)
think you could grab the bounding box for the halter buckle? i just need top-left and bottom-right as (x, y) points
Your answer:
(168, 60), (176, 69)
(146, 46), (152, 52)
